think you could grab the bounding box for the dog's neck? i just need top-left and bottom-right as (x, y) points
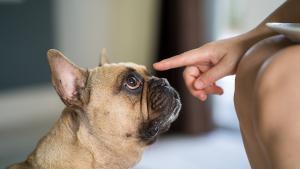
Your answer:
(26, 107), (144, 169)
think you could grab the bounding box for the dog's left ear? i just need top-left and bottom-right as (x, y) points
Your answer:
(99, 48), (109, 66)
(47, 49), (89, 107)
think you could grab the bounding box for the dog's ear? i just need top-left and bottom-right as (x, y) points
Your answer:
(47, 49), (89, 107)
(99, 48), (109, 66)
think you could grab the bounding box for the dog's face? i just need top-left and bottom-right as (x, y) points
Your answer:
(47, 49), (181, 146)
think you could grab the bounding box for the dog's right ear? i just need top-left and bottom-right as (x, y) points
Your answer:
(47, 49), (89, 107)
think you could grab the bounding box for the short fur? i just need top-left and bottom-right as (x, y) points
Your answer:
(7, 49), (181, 169)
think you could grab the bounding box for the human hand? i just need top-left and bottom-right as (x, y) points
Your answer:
(153, 37), (249, 101)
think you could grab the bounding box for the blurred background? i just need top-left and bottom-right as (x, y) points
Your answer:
(0, 0), (285, 168)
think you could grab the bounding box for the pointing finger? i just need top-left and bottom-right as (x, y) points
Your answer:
(153, 49), (209, 71)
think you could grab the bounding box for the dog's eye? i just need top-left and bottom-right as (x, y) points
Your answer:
(125, 75), (142, 90)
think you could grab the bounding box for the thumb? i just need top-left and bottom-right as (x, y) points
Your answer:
(194, 63), (229, 89)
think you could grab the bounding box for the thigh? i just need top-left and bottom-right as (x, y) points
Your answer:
(254, 44), (300, 169)
(234, 35), (293, 169)
(235, 35), (292, 125)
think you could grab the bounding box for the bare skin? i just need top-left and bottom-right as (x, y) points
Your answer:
(154, 0), (300, 101)
(154, 0), (300, 168)
(235, 35), (300, 169)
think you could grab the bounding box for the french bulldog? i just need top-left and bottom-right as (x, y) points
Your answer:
(7, 49), (181, 169)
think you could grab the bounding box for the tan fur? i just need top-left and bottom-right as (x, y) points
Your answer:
(7, 50), (164, 169)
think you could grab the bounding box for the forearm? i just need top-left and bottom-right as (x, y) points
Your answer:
(235, 0), (300, 49)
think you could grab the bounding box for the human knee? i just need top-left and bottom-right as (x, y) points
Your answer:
(255, 44), (300, 95)
(254, 44), (300, 142)
(235, 35), (289, 87)
(235, 36), (289, 107)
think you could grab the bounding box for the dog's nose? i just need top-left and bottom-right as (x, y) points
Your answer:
(149, 77), (170, 87)
(161, 78), (170, 86)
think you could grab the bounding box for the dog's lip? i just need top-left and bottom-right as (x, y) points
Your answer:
(139, 97), (181, 141)
(142, 80), (181, 140)
(160, 97), (181, 128)
(151, 84), (181, 127)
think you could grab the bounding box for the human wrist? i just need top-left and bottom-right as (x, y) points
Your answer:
(238, 25), (278, 49)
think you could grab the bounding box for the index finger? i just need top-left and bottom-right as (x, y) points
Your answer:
(153, 49), (205, 71)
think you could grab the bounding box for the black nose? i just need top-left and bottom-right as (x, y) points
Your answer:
(161, 78), (170, 86)
(149, 77), (170, 88)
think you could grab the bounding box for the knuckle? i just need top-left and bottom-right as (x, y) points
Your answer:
(202, 78), (212, 85)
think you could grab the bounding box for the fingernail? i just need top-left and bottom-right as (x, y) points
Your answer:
(194, 80), (204, 89)
(197, 94), (206, 101)
(201, 94), (207, 101)
(153, 63), (160, 69)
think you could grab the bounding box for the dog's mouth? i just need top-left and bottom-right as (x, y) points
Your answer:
(139, 78), (181, 142)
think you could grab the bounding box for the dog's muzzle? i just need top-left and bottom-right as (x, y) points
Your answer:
(140, 77), (181, 141)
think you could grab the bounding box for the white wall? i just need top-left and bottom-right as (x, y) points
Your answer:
(242, 0), (285, 31)
(53, 0), (159, 69)
(213, 0), (285, 38)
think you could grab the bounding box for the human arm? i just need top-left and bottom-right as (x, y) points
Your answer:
(153, 0), (300, 101)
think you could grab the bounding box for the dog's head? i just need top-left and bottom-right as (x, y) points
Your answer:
(47, 49), (181, 146)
